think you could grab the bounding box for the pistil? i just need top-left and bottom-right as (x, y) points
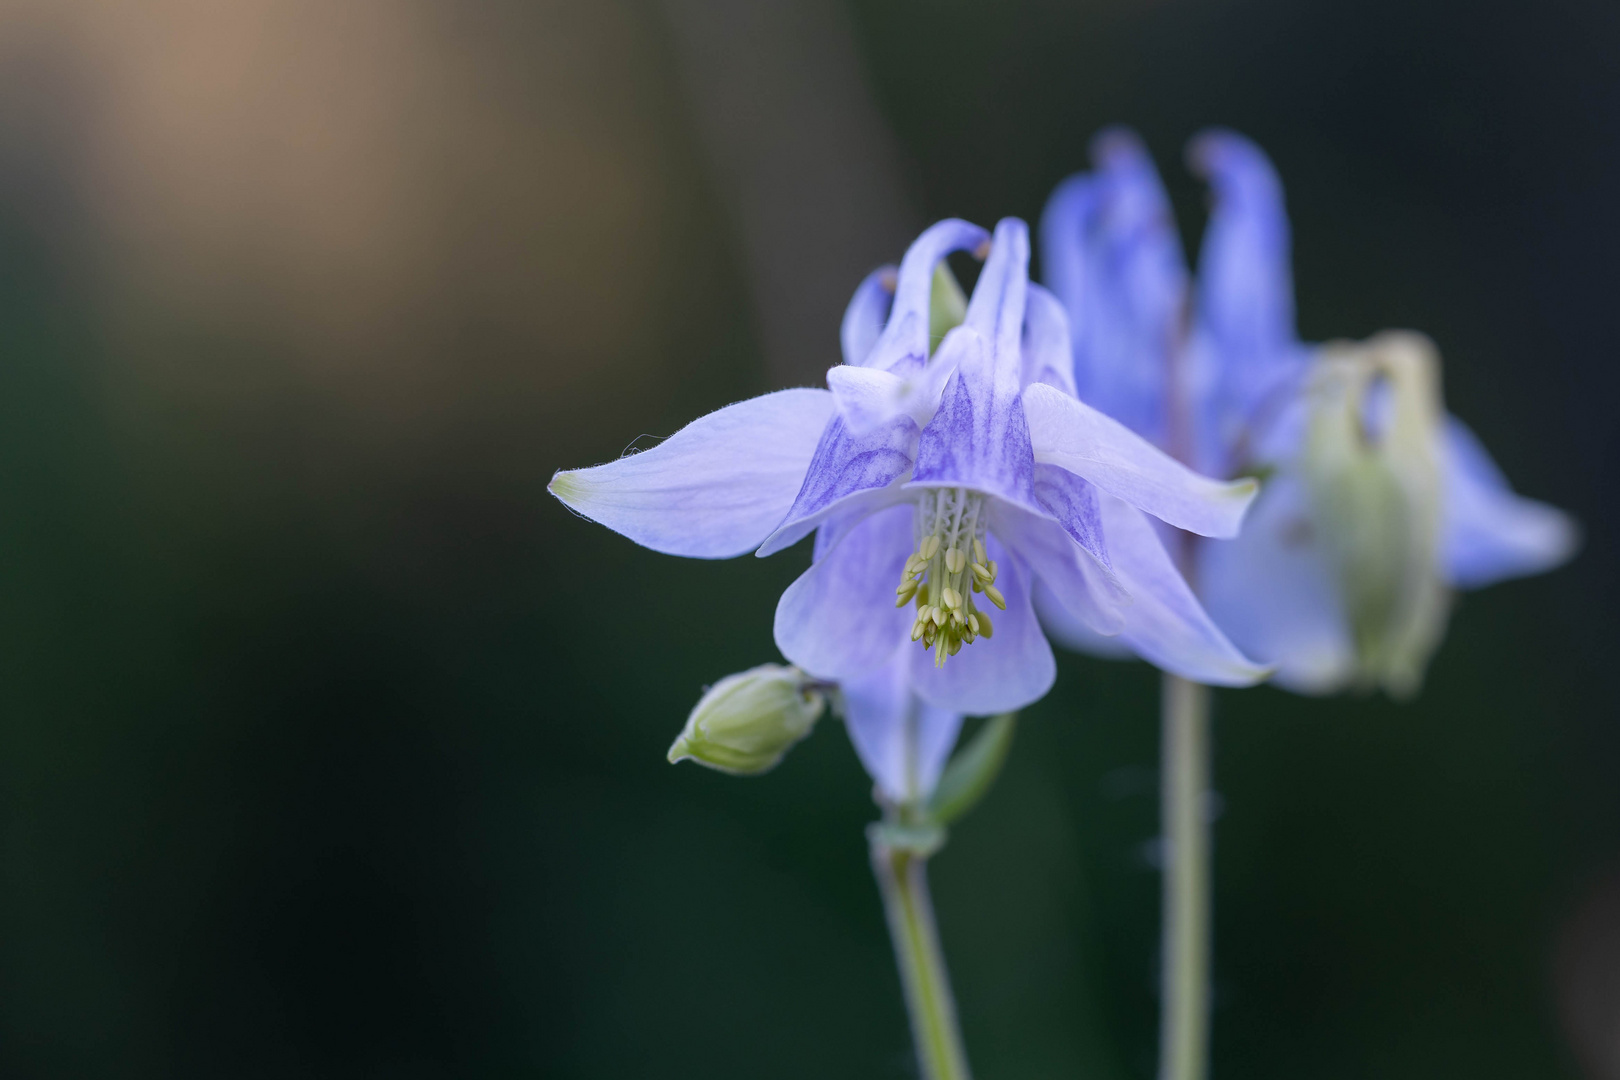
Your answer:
(894, 488), (1007, 667)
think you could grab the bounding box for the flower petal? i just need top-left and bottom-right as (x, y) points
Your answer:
(1022, 381), (1257, 537)
(1440, 416), (1579, 588)
(1031, 462), (1109, 569)
(912, 219), (1040, 509)
(1187, 128), (1298, 397)
(1196, 470), (1355, 694)
(1022, 283), (1079, 398)
(757, 415), (917, 557)
(841, 648), (965, 803)
(863, 219), (991, 377)
(1039, 128), (1185, 444)
(774, 503), (912, 679)
(1031, 581), (1135, 659)
(549, 388), (835, 558)
(826, 346), (962, 437)
(908, 538), (1056, 715)
(842, 265), (897, 367)
(991, 499), (1126, 636)
(1050, 496), (1270, 686)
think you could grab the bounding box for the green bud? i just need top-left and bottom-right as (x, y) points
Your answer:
(1301, 331), (1451, 697)
(667, 664), (826, 776)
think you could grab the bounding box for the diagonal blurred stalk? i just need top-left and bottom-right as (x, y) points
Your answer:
(1159, 673), (1212, 1080)
(871, 839), (973, 1080)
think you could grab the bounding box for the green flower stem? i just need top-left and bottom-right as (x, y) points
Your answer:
(1160, 673), (1212, 1080)
(871, 839), (972, 1080)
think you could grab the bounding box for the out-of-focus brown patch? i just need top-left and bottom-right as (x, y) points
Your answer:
(0, 0), (712, 441)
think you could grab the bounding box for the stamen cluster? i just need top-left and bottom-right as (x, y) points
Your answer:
(894, 488), (1007, 667)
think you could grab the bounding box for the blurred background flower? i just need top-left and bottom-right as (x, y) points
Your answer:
(0, 0), (1613, 1077)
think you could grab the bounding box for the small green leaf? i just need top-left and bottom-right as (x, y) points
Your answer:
(926, 712), (1017, 825)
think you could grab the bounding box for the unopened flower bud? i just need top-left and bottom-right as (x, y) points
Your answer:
(1301, 331), (1450, 697)
(667, 664), (826, 776)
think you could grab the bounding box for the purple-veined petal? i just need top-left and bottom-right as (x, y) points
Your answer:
(912, 220), (1040, 509)
(1031, 462), (1109, 569)
(1039, 129), (1185, 444)
(841, 648), (965, 803)
(549, 388), (834, 558)
(863, 219), (991, 377)
(991, 499), (1126, 635)
(774, 503), (912, 679)
(1040, 496), (1269, 685)
(1441, 416), (1579, 588)
(757, 415), (917, 556)
(1022, 283), (1079, 397)
(825, 345), (962, 437)
(908, 537), (1055, 714)
(1023, 381), (1257, 537)
(1196, 470), (1355, 694)
(842, 265), (897, 367)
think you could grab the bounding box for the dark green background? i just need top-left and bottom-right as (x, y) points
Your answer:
(0, 0), (1614, 1076)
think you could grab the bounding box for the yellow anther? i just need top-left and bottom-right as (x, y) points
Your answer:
(975, 611), (993, 638)
(971, 563), (993, 584)
(895, 585), (917, 607)
(986, 559), (999, 582)
(945, 547), (966, 574)
(948, 636), (962, 656)
(920, 534), (941, 560)
(973, 538), (988, 565)
(931, 605), (946, 627)
(940, 586), (962, 611)
(911, 619), (926, 642)
(984, 584), (1007, 610)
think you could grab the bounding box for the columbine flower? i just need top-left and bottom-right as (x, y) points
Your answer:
(1039, 128), (1579, 695)
(550, 216), (1267, 716)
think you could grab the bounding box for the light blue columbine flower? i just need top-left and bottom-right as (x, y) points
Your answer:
(550, 216), (1269, 739)
(1039, 128), (1579, 695)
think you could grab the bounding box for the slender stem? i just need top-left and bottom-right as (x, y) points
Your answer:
(1160, 673), (1212, 1080)
(871, 840), (973, 1080)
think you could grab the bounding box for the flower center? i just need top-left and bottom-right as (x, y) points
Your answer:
(894, 488), (1006, 667)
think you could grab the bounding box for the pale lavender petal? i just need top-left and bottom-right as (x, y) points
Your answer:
(1187, 128), (1308, 471)
(1055, 496), (1270, 686)
(774, 503), (912, 678)
(1031, 581), (1135, 659)
(841, 649), (965, 803)
(912, 220), (1040, 509)
(991, 500), (1126, 635)
(825, 343), (962, 437)
(1039, 128), (1185, 443)
(1196, 470), (1355, 694)
(1188, 129), (1297, 390)
(757, 415), (917, 556)
(1031, 462), (1109, 569)
(908, 537), (1055, 714)
(863, 219), (991, 377)
(1022, 283), (1079, 397)
(1441, 417), (1579, 588)
(1023, 381), (1257, 537)
(842, 265), (897, 367)
(549, 388), (835, 558)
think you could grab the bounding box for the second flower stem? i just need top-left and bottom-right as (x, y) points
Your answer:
(872, 840), (972, 1080)
(1160, 673), (1212, 1080)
